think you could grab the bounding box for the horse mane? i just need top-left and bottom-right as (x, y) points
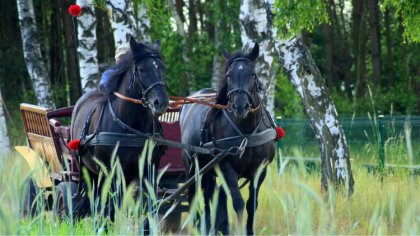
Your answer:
(216, 51), (252, 105)
(103, 43), (163, 96)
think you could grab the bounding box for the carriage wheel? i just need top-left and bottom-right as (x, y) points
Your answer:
(55, 182), (77, 219)
(23, 180), (39, 217)
(161, 212), (182, 233)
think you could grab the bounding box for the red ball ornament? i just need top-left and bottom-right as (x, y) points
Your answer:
(67, 139), (80, 151)
(275, 126), (285, 140)
(68, 4), (82, 17)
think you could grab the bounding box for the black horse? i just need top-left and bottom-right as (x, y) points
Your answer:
(71, 37), (169, 219)
(180, 43), (276, 234)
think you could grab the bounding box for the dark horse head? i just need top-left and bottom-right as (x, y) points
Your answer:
(105, 36), (169, 116)
(217, 43), (262, 119)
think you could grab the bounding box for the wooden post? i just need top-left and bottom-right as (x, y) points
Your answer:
(378, 115), (385, 172)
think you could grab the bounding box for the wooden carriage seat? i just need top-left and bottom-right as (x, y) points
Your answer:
(158, 107), (186, 173)
(20, 103), (63, 172)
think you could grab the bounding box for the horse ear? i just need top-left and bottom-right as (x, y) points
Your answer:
(153, 40), (160, 51)
(222, 49), (231, 60)
(129, 36), (138, 51)
(248, 43), (259, 61)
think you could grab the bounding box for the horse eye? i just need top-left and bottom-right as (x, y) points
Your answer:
(139, 68), (144, 73)
(253, 75), (257, 79)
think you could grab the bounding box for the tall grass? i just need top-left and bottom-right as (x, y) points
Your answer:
(1, 141), (419, 235)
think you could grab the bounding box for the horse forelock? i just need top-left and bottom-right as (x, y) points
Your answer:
(132, 43), (163, 63)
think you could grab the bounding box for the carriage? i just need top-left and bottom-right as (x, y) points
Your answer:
(15, 102), (190, 217)
(16, 95), (253, 219)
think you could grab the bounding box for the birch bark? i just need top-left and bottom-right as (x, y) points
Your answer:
(275, 38), (354, 194)
(107, 0), (151, 50)
(0, 91), (11, 156)
(239, 0), (277, 116)
(211, 17), (222, 89)
(17, 0), (54, 108)
(135, 2), (151, 42)
(76, 0), (99, 93)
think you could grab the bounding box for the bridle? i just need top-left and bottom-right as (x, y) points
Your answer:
(226, 57), (261, 113)
(128, 55), (167, 107)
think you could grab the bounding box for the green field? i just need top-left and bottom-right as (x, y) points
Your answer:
(1, 151), (419, 235)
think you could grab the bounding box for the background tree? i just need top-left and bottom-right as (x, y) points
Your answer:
(63, 0), (82, 105)
(0, 90), (11, 156)
(106, 0), (150, 50)
(0, 0), (418, 148)
(272, 0), (354, 194)
(239, 0), (278, 115)
(16, 0), (54, 108)
(76, 0), (100, 93)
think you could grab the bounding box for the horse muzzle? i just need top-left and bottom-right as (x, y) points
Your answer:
(229, 99), (250, 119)
(148, 94), (169, 117)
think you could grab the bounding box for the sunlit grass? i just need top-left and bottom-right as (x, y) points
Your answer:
(1, 143), (419, 235)
(255, 163), (420, 234)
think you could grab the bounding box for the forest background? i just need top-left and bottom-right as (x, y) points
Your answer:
(0, 0), (419, 146)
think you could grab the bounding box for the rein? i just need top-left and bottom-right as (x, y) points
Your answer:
(112, 91), (229, 110)
(111, 55), (261, 112)
(112, 92), (260, 113)
(113, 92), (144, 105)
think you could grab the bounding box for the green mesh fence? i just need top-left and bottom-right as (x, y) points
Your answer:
(276, 116), (420, 165)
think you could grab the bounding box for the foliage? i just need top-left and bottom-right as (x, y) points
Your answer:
(0, 0), (419, 143)
(274, 72), (305, 118)
(382, 0), (420, 43)
(273, 0), (329, 39)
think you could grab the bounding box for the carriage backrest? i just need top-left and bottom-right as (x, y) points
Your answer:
(158, 107), (185, 173)
(20, 103), (62, 172)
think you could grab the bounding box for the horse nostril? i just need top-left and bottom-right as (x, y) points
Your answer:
(244, 103), (250, 110)
(154, 99), (160, 107)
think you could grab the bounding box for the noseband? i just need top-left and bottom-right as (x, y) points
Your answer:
(226, 57), (260, 113)
(130, 56), (167, 107)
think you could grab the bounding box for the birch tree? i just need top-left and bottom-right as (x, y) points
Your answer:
(107, 0), (151, 50)
(241, 0), (354, 194)
(211, 14), (222, 89)
(239, 0), (277, 115)
(16, 0), (54, 108)
(0, 91), (11, 156)
(134, 1), (151, 42)
(76, 0), (100, 92)
(276, 38), (354, 194)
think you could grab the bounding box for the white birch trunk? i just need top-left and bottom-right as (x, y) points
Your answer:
(107, 0), (151, 51)
(135, 2), (151, 42)
(239, 0), (354, 193)
(274, 38), (354, 194)
(77, 0), (99, 93)
(211, 18), (222, 89)
(211, 55), (223, 89)
(239, 0), (277, 116)
(17, 0), (55, 108)
(0, 91), (11, 156)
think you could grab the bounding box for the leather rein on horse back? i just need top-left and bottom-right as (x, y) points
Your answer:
(112, 91), (260, 112)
